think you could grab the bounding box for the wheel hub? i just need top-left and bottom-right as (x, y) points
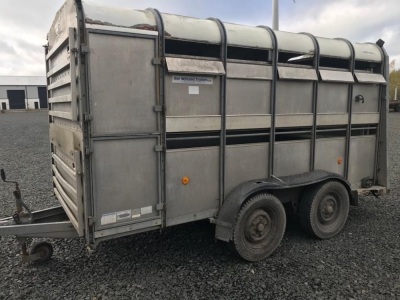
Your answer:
(318, 195), (338, 223)
(245, 209), (271, 243)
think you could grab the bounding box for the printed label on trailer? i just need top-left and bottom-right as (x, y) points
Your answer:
(172, 76), (213, 85)
(101, 212), (117, 225)
(116, 209), (132, 221)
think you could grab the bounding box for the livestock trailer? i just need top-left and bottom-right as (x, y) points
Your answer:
(0, 0), (389, 262)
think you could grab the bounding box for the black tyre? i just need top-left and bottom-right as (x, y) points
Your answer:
(299, 181), (349, 239)
(395, 105), (400, 112)
(30, 241), (54, 263)
(232, 193), (286, 262)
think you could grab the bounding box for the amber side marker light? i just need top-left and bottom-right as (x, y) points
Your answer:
(337, 157), (343, 165)
(182, 177), (190, 185)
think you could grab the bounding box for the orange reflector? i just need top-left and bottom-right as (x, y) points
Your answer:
(337, 157), (343, 165)
(182, 177), (190, 185)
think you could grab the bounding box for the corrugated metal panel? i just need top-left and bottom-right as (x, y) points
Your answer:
(317, 37), (351, 59)
(355, 72), (386, 84)
(82, 1), (156, 30)
(353, 43), (382, 62)
(225, 23), (272, 49)
(166, 57), (225, 75)
(0, 76), (46, 86)
(162, 13), (221, 43)
(274, 31), (314, 53)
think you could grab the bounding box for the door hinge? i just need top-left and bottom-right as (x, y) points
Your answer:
(83, 113), (93, 122)
(154, 145), (164, 152)
(152, 57), (165, 66)
(153, 105), (165, 112)
(80, 44), (90, 54)
(156, 203), (165, 211)
(88, 216), (95, 227)
(85, 146), (93, 155)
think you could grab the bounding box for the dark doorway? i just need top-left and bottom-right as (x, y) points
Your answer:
(7, 90), (26, 109)
(1, 102), (6, 110)
(38, 86), (48, 109)
(34, 102), (39, 109)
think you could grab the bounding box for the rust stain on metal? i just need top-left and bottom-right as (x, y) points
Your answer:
(131, 23), (157, 31)
(85, 18), (114, 27)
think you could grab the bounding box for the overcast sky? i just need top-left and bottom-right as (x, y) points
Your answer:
(0, 0), (398, 76)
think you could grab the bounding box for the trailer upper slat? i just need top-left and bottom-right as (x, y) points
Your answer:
(278, 66), (318, 81)
(166, 57), (225, 75)
(355, 73), (386, 84)
(320, 70), (354, 83)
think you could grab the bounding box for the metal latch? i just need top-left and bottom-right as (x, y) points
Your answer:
(156, 203), (165, 211)
(80, 45), (90, 54)
(83, 113), (93, 122)
(153, 105), (165, 112)
(152, 57), (165, 66)
(355, 95), (365, 104)
(154, 145), (164, 152)
(88, 217), (95, 227)
(85, 146), (93, 155)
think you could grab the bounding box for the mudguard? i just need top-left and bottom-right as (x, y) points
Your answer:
(215, 170), (353, 242)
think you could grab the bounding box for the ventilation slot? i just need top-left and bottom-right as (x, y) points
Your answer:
(165, 39), (220, 58)
(319, 57), (350, 70)
(278, 52), (314, 66)
(227, 46), (270, 63)
(275, 127), (312, 141)
(355, 61), (381, 73)
(351, 125), (377, 137)
(316, 126), (347, 139)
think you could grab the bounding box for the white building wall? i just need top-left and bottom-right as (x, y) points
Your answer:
(27, 99), (41, 109)
(0, 100), (9, 110)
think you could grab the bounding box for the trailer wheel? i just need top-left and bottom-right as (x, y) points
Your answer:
(30, 241), (54, 263)
(395, 105), (400, 112)
(299, 181), (349, 239)
(232, 193), (286, 262)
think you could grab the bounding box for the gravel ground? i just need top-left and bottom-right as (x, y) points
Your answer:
(0, 111), (399, 300)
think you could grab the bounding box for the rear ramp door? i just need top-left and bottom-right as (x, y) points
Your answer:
(87, 31), (161, 237)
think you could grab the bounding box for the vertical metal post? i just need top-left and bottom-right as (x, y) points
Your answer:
(75, 0), (94, 248)
(259, 26), (278, 177)
(374, 42), (389, 188)
(336, 38), (355, 180)
(209, 18), (227, 208)
(272, 0), (279, 30)
(395, 86), (398, 100)
(148, 8), (167, 228)
(301, 32), (320, 171)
